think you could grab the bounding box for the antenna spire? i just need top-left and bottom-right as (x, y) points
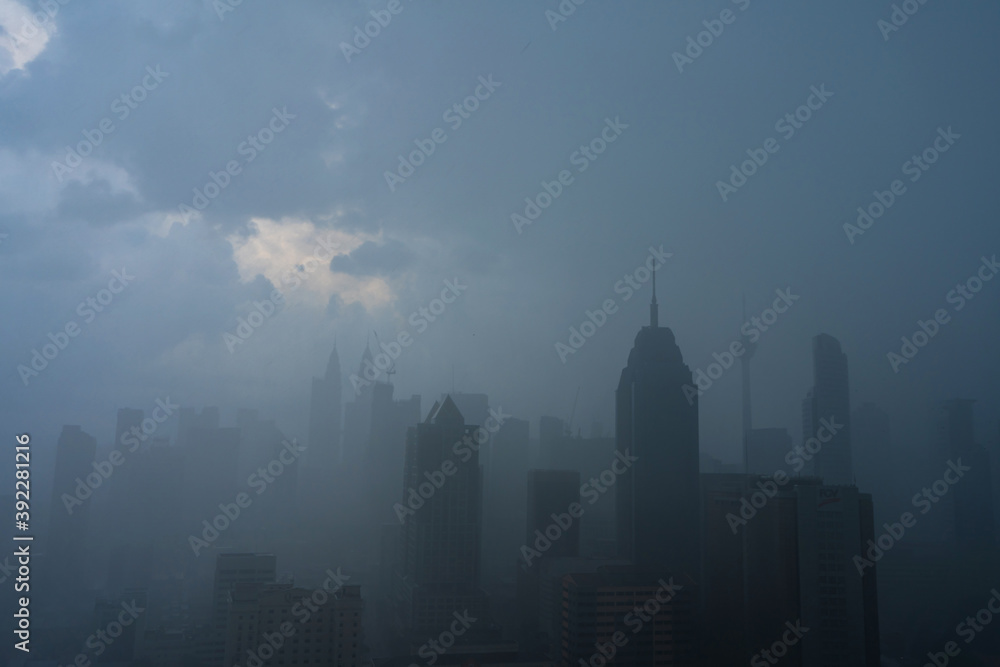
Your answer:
(650, 265), (659, 328)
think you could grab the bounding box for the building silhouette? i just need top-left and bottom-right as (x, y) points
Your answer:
(802, 334), (852, 484)
(393, 396), (489, 644)
(308, 343), (343, 484)
(615, 274), (700, 579)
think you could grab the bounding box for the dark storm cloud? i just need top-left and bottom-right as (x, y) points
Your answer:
(0, 0), (996, 468)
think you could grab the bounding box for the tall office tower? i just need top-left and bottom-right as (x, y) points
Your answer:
(179, 417), (242, 531)
(538, 416), (567, 467)
(516, 470), (581, 646)
(746, 427), (793, 476)
(114, 407), (144, 453)
(938, 399), (995, 547)
(558, 568), (696, 667)
(342, 343), (376, 474)
(212, 553), (277, 625)
(702, 475), (879, 666)
(852, 403), (897, 519)
(108, 408), (146, 537)
(543, 430), (616, 557)
(309, 343), (343, 477)
(236, 410), (299, 526)
(395, 396), (488, 641)
(366, 382), (421, 525)
(224, 582), (368, 667)
(47, 425), (98, 592)
(526, 470), (581, 561)
(615, 275), (700, 578)
(482, 417), (530, 586)
(204, 553), (277, 667)
(802, 334), (852, 484)
(701, 473), (801, 666)
(791, 483), (879, 667)
(740, 294), (758, 472)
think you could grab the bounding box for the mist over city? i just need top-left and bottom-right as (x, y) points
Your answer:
(1, 1), (999, 665)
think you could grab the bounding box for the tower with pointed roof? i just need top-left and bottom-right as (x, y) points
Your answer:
(308, 341), (343, 476)
(394, 396), (489, 641)
(615, 271), (701, 578)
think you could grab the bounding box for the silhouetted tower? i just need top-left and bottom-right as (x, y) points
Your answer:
(309, 342), (343, 471)
(616, 270), (700, 578)
(802, 334), (852, 484)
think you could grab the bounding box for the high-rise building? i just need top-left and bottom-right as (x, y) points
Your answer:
(47, 425), (98, 594)
(938, 399), (995, 547)
(537, 431), (616, 558)
(179, 416), (241, 530)
(212, 553), (277, 627)
(394, 396), (489, 641)
(802, 334), (852, 484)
(701, 474), (880, 666)
(558, 567), (697, 666)
(342, 343), (377, 474)
(852, 402), (900, 523)
(224, 582), (367, 667)
(791, 482), (879, 667)
(615, 274), (700, 578)
(366, 381), (421, 525)
(538, 416), (567, 468)
(482, 417), (530, 587)
(309, 343), (343, 476)
(525, 470), (580, 561)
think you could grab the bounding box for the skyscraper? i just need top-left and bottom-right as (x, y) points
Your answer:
(802, 334), (852, 485)
(394, 396), (488, 641)
(615, 273), (700, 578)
(342, 342), (376, 474)
(48, 425), (98, 592)
(938, 399), (995, 547)
(309, 343), (343, 475)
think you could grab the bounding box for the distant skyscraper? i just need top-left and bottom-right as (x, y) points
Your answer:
(210, 553), (277, 667)
(938, 399), (995, 547)
(558, 567), (696, 666)
(366, 381), (420, 524)
(526, 470), (581, 561)
(701, 474), (880, 666)
(791, 483), (879, 666)
(225, 582), (367, 667)
(178, 415), (241, 529)
(342, 342), (376, 473)
(309, 343), (342, 474)
(538, 416), (566, 467)
(395, 396), (488, 640)
(48, 425), (97, 589)
(542, 432), (616, 558)
(802, 334), (852, 484)
(483, 417), (530, 585)
(615, 275), (700, 578)
(852, 403), (898, 521)
(212, 553), (277, 628)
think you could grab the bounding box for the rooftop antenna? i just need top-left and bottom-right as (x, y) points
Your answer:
(650, 265), (659, 328)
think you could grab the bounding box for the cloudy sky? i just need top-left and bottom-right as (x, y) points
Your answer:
(2, 0), (998, 472)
